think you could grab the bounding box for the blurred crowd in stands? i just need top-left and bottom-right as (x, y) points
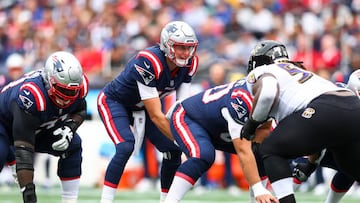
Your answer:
(2, 0), (360, 196)
(1, 0), (360, 88)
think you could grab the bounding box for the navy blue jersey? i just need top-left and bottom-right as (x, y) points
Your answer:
(180, 79), (252, 137)
(103, 45), (198, 110)
(0, 70), (88, 138)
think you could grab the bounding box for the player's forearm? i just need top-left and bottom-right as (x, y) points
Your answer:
(238, 152), (261, 186)
(234, 139), (262, 185)
(151, 114), (175, 141)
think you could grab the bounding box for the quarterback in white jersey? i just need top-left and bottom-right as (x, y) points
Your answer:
(241, 40), (360, 203)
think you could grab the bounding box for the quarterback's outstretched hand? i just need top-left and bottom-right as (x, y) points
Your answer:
(52, 126), (73, 151)
(292, 160), (317, 182)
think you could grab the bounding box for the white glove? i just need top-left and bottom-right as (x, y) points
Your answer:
(52, 126), (73, 151)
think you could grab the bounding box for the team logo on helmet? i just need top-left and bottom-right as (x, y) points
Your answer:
(302, 108), (315, 119)
(53, 57), (64, 72)
(166, 24), (178, 34)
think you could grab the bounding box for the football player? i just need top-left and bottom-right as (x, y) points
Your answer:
(164, 79), (278, 203)
(0, 51), (88, 203)
(97, 20), (199, 203)
(241, 40), (360, 203)
(292, 69), (360, 203)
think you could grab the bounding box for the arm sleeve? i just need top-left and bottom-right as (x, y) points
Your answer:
(221, 107), (243, 140)
(11, 100), (41, 145)
(67, 99), (87, 132)
(251, 76), (278, 122)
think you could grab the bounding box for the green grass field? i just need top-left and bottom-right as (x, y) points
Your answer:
(1, 186), (360, 203)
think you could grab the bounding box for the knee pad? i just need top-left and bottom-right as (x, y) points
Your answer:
(115, 141), (134, 157)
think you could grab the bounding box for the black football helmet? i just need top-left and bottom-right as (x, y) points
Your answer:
(247, 40), (289, 73)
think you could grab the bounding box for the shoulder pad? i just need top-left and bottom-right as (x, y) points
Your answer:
(136, 50), (163, 80)
(228, 87), (253, 124)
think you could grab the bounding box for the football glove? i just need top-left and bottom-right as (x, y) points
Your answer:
(21, 183), (37, 203)
(240, 118), (262, 141)
(292, 160), (317, 182)
(52, 126), (73, 151)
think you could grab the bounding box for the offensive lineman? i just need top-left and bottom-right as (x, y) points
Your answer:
(165, 79), (278, 203)
(0, 51), (88, 203)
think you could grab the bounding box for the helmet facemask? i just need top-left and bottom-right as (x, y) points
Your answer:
(167, 40), (198, 67)
(48, 76), (82, 108)
(160, 21), (198, 67)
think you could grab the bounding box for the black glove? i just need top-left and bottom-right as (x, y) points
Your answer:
(292, 160), (317, 182)
(240, 118), (262, 141)
(21, 183), (37, 203)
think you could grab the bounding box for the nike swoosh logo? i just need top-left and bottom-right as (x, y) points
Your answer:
(24, 90), (30, 95)
(144, 61), (150, 69)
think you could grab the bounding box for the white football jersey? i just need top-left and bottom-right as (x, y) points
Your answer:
(246, 62), (349, 122)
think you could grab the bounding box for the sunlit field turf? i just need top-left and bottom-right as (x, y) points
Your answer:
(1, 186), (360, 203)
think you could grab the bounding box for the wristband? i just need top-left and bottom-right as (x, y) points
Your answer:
(251, 182), (271, 197)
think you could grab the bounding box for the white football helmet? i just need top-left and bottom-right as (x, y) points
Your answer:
(42, 51), (84, 108)
(346, 69), (360, 97)
(159, 21), (198, 67)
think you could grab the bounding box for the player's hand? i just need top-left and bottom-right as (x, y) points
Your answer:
(252, 182), (279, 203)
(255, 194), (279, 203)
(52, 126), (73, 151)
(292, 160), (317, 182)
(240, 118), (262, 141)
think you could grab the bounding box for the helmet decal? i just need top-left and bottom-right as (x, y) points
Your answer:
(53, 56), (64, 72)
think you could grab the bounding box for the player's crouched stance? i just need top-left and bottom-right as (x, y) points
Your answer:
(164, 79), (278, 203)
(0, 51), (88, 203)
